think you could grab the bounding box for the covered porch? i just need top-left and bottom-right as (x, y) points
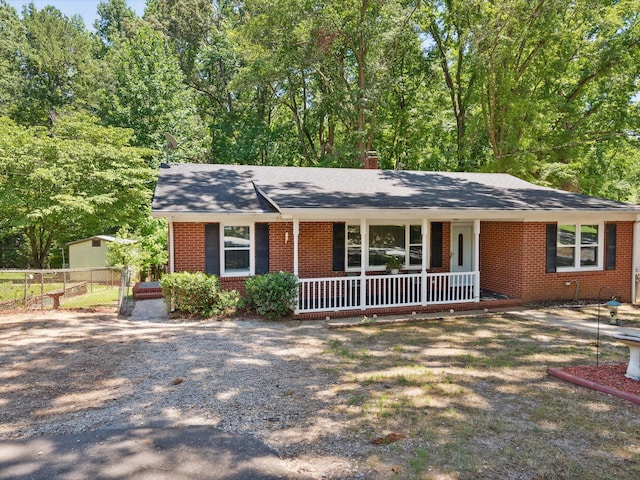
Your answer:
(297, 270), (482, 314)
(290, 218), (507, 315)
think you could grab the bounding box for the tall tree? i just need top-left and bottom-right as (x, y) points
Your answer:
(147, 0), (246, 163)
(419, 0), (489, 171)
(98, 24), (209, 163)
(419, 0), (640, 193)
(0, 1), (24, 117)
(0, 112), (154, 268)
(14, 5), (98, 125)
(95, 0), (140, 48)
(240, 0), (421, 166)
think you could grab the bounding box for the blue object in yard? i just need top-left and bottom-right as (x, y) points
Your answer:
(605, 299), (622, 325)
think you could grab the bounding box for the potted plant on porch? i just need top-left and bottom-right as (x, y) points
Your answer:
(385, 256), (404, 274)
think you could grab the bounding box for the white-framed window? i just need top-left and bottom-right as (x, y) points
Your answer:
(557, 223), (602, 271)
(221, 224), (253, 276)
(346, 223), (423, 271)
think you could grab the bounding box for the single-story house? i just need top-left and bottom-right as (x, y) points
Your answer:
(67, 235), (136, 269)
(151, 159), (640, 318)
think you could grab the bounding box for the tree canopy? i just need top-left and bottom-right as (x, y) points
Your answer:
(0, 0), (638, 267)
(0, 112), (154, 267)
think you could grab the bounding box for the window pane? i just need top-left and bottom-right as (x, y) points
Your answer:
(580, 246), (597, 266)
(347, 225), (361, 268)
(347, 225), (361, 246)
(557, 246), (575, 267)
(410, 225), (421, 244)
(369, 225), (404, 266)
(409, 246), (422, 265)
(557, 225), (575, 246)
(224, 226), (250, 248)
(580, 225), (598, 245)
(225, 250), (249, 270)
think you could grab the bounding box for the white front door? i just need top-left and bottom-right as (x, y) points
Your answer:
(451, 224), (473, 273)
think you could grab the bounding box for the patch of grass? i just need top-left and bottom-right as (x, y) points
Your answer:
(60, 286), (119, 308)
(319, 366), (341, 377)
(0, 282), (65, 302)
(325, 315), (637, 479)
(408, 447), (430, 475)
(327, 339), (360, 359)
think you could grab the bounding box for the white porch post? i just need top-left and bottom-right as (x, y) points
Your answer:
(168, 217), (175, 273)
(360, 218), (367, 310)
(421, 219), (428, 306)
(293, 219), (299, 276)
(473, 219), (480, 302)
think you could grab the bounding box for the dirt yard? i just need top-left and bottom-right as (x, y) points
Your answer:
(1, 309), (639, 479)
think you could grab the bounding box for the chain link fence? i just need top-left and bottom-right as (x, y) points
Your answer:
(0, 267), (133, 312)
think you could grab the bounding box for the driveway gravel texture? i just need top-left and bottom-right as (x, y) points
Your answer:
(3, 309), (639, 479)
(0, 311), (373, 479)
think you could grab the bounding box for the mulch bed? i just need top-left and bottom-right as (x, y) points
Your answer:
(548, 363), (640, 405)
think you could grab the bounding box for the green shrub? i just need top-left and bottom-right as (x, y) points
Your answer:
(244, 272), (299, 320)
(159, 272), (240, 317)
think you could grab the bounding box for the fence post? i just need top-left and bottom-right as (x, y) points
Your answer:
(118, 266), (131, 315)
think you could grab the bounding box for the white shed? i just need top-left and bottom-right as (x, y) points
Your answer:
(66, 235), (136, 269)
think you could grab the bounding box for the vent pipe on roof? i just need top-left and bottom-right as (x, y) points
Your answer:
(364, 150), (379, 170)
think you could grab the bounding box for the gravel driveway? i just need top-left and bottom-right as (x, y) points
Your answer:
(0, 310), (371, 478)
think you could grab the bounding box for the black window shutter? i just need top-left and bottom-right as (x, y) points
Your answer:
(333, 222), (345, 271)
(546, 224), (557, 273)
(255, 223), (270, 274)
(431, 222), (443, 268)
(205, 223), (220, 275)
(605, 223), (616, 270)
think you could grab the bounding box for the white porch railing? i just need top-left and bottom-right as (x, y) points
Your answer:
(297, 271), (479, 314)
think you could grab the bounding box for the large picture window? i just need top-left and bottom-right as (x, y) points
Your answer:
(346, 223), (422, 270)
(223, 225), (251, 274)
(557, 224), (600, 270)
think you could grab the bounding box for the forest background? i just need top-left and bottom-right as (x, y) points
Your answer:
(0, 0), (638, 269)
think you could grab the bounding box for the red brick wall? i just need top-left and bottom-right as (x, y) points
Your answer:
(518, 222), (633, 303)
(172, 222), (205, 272)
(269, 222), (294, 272)
(220, 276), (247, 295)
(480, 222), (524, 298)
(172, 219), (634, 304)
(298, 222), (340, 278)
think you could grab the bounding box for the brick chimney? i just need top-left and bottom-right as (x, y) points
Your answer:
(364, 150), (379, 170)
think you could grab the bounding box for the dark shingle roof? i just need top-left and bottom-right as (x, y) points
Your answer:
(152, 163), (638, 213)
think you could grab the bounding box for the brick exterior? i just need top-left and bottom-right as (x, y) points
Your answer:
(479, 221), (633, 303)
(480, 221), (524, 298)
(172, 222), (205, 272)
(299, 222), (342, 278)
(518, 221), (633, 303)
(170, 219), (635, 309)
(269, 222), (294, 272)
